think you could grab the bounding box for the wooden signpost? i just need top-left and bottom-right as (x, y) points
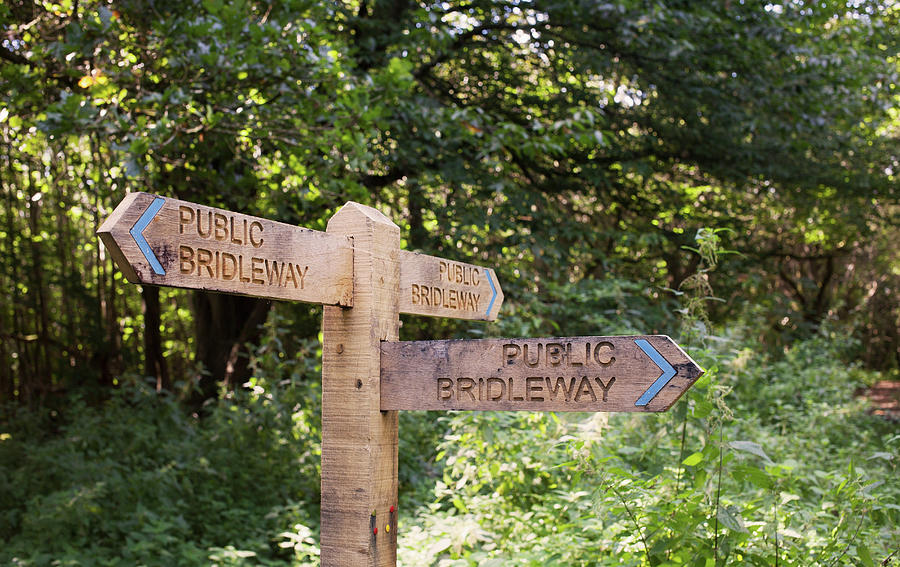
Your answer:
(99, 193), (702, 567)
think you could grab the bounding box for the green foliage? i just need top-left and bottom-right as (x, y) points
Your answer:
(1, 308), (898, 565)
(1, 1), (899, 565)
(2, 0), (899, 406)
(393, 332), (898, 566)
(391, 231), (898, 566)
(0, 313), (324, 565)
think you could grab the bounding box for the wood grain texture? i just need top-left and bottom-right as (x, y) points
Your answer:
(398, 250), (503, 321)
(321, 203), (400, 566)
(97, 192), (353, 306)
(381, 336), (703, 412)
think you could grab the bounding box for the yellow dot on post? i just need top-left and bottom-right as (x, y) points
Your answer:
(385, 524), (390, 533)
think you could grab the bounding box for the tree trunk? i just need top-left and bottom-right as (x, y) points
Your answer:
(407, 180), (428, 249)
(1, 132), (18, 402)
(26, 169), (49, 402)
(190, 291), (271, 408)
(142, 286), (169, 392)
(0, 337), (10, 402)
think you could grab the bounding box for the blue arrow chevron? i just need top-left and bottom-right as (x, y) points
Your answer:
(485, 268), (498, 317)
(634, 338), (676, 406)
(130, 197), (166, 275)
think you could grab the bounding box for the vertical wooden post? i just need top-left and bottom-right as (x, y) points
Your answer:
(321, 202), (400, 566)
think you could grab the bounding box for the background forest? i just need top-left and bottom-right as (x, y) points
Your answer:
(1, 0), (898, 565)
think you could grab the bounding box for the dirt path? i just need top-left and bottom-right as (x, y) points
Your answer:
(858, 380), (900, 421)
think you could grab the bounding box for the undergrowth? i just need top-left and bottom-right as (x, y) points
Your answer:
(1, 233), (897, 565)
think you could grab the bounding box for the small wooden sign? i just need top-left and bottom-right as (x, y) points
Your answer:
(381, 335), (703, 412)
(398, 250), (503, 321)
(97, 192), (354, 305)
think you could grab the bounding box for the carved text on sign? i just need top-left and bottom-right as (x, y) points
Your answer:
(437, 375), (616, 403)
(410, 260), (483, 314)
(398, 251), (503, 321)
(502, 341), (615, 367)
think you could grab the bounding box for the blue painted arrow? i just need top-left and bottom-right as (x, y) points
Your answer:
(485, 268), (498, 317)
(129, 197), (166, 275)
(634, 338), (676, 406)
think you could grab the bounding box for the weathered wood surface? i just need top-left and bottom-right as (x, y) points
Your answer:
(381, 336), (703, 412)
(398, 250), (503, 321)
(97, 192), (353, 305)
(321, 203), (399, 567)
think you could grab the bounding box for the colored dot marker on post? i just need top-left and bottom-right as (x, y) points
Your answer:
(373, 526), (378, 535)
(385, 524), (390, 532)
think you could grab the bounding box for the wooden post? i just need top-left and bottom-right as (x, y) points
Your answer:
(321, 203), (400, 566)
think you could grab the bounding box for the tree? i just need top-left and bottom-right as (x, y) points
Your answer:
(1, 0), (897, 404)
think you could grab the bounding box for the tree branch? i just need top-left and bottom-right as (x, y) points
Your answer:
(361, 169), (407, 190)
(0, 44), (31, 66)
(778, 265), (807, 308)
(0, 43), (78, 89)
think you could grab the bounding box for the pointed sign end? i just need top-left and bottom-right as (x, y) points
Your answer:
(633, 335), (705, 410)
(96, 192), (158, 283)
(483, 268), (504, 321)
(129, 196), (167, 275)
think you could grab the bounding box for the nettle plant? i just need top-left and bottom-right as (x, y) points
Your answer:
(568, 229), (898, 567)
(401, 228), (898, 566)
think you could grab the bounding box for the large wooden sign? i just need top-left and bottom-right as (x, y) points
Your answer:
(97, 192), (353, 305)
(398, 251), (503, 321)
(381, 336), (703, 412)
(98, 193), (702, 567)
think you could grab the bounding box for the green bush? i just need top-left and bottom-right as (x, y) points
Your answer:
(0, 345), (323, 566)
(397, 329), (898, 566)
(1, 312), (896, 566)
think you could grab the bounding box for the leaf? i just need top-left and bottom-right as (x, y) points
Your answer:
(780, 492), (800, 506)
(729, 441), (774, 465)
(716, 505), (748, 533)
(867, 452), (894, 461)
(387, 57), (413, 82)
(731, 464), (772, 489)
(427, 537), (452, 557)
(857, 544), (876, 567)
(859, 480), (884, 496)
(682, 452), (704, 466)
(691, 400), (714, 419)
